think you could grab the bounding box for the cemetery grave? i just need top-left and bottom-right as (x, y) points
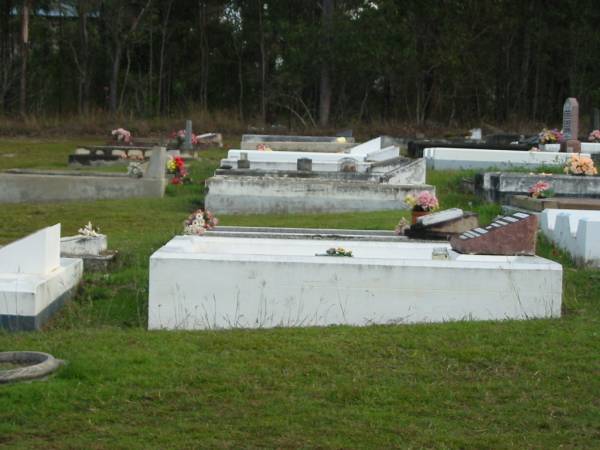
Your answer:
(0, 146), (169, 203)
(0, 224), (83, 331)
(206, 137), (434, 214)
(149, 233), (561, 330)
(68, 121), (222, 166)
(240, 133), (356, 152)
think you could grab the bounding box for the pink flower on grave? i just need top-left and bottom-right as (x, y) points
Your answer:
(405, 191), (439, 212)
(564, 154), (598, 176)
(111, 128), (132, 144)
(588, 129), (600, 143)
(528, 181), (553, 198)
(538, 128), (563, 144)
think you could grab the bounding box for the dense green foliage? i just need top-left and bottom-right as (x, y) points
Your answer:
(2, 0), (600, 127)
(1, 139), (600, 448)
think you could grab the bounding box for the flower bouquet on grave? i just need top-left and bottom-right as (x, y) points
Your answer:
(589, 130), (600, 143)
(78, 221), (100, 237)
(183, 209), (219, 235)
(405, 191), (439, 224)
(538, 128), (564, 145)
(111, 128), (132, 144)
(171, 130), (199, 148)
(256, 143), (272, 151)
(315, 247), (353, 257)
(528, 181), (554, 199)
(563, 154), (598, 176)
(166, 156), (191, 185)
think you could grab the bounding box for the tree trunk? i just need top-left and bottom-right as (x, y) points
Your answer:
(258, 0), (266, 124)
(199, 1), (209, 109)
(157, 0), (173, 114)
(19, 0), (30, 116)
(319, 0), (333, 127)
(109, 44), (122, 113)
(78, 1), (90, 115)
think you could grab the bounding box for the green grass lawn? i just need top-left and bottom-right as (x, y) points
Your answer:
(1, 139), (599, 449)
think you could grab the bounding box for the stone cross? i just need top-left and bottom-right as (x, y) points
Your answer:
(183, 119), (193, 151)
(562, 98), (581, 153)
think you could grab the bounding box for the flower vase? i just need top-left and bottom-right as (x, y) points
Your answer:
(411, 210), (430, 225)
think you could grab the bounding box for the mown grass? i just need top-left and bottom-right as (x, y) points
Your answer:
(1, 138), (599, 449)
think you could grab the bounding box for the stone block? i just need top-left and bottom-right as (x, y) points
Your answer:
(451, 212), (537, 255)
(74, 148), (90, 155)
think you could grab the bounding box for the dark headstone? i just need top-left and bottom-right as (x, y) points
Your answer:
(297, 158), (312, 172)
(593, 108), (600, 131)
(450, 212), (537, 255)
(237, 152), (250, 169)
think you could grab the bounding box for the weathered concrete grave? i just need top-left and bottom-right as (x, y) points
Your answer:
(241, 134), (355, 152)
(477, 172), (600, 203)
(148, 233), (562, 330)
(60, 232), (117, 272)
(0, 147), (168, 203)
(540, 209), (600, 267)
(208, 137), (428, 214)
(424, 147), (584, 170)
(0, 224), (83, 331)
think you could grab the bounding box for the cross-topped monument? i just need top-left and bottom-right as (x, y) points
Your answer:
(561, 97), (581, 153)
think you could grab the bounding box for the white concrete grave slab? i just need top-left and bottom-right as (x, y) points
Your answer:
(0, 224), (83, 331)
(424, 147), (590, 170)
(148, 235), (562, 330)
(540, 209), (600, 267)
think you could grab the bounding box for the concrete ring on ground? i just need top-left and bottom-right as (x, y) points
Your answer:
(0, 352), (64, 384)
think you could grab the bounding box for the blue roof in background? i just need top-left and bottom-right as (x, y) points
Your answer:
(10, 3), (99, 18)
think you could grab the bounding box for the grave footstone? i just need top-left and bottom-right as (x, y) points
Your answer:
(561, 98), (581, 153)
(450, 212), (537, 255)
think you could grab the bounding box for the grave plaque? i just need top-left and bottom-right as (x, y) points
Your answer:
(561, 98), (581, 153)
(297, 158), (312, 172)
(450, 212), (537, 255)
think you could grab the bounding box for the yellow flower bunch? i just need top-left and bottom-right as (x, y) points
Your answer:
(166, 158), (177, 173)
(564, 154), (598, 176)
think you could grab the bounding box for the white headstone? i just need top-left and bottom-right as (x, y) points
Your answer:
(0, 224), (61, 275)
